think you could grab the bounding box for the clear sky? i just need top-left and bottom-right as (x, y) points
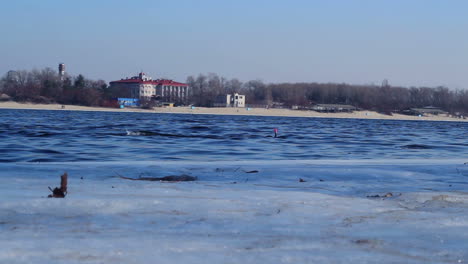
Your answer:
(1, 0), (467, 88)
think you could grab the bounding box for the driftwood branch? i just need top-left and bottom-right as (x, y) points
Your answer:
(243, 170), (259, 174)
(119, 174), (197, 182)
(48, 172), (68, 198)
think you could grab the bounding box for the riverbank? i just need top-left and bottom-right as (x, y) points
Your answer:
(0, 101), (466, 122)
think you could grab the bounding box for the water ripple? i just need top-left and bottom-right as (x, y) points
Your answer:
(0, 109), (467, 163)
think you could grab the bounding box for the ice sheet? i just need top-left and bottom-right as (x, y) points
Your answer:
(1, 160), (467, 263)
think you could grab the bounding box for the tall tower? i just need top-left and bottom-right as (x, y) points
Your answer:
(58, 63), (65, 80)
(382, 79), (389, 87)
(6, 70), (17, 81)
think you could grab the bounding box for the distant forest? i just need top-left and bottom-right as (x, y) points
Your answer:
(1, 68), (468, 115)
(187, 73), (468, 115)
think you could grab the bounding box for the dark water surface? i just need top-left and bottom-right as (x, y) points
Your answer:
(0, 109), (466, 162)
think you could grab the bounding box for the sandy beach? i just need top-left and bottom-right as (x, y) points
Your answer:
(0, 101), (465, 122)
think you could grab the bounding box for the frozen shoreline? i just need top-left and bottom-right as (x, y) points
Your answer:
(1, 160), (467, 263)
(1, 101), (466, 122)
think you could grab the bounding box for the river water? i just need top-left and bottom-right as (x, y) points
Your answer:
(0, 109), (466, 163)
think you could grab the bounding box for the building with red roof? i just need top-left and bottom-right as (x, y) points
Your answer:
(109, 72), (189, 104)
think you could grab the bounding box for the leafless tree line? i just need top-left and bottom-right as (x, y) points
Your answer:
(0, 68), (112, 106)
(1, 69), (467, 114)
(187, 73), (468, 114)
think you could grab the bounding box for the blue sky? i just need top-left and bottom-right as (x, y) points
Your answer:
(1, 0), (467, 88)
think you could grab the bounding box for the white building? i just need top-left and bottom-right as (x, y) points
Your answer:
(109, 72), (189, 104)
(226, 93), (245, 107)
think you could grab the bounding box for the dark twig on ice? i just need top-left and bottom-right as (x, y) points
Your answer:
(243, 170), (259, 174)
(366, 192), (394, 199)
(48, 172), (68, 198)
(119, 174), (197, 182)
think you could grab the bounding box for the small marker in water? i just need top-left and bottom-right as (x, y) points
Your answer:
(274, 128), (278, 138)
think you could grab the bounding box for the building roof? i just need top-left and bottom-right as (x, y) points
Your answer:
(110, 79), (188, 86)
(110, 74), (188, 86)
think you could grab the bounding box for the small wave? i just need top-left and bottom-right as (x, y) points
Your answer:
(265, 135), (287, 139)
(189, 126), (211, 130)
(125, 130), (279, 140)
(85, 124), (128, 129)
(177, 119), (200, 123)
(125, 130), (221, 139)
(126, 130), (145, 136)
(401, 144), (433, 149)
(16, 131), (61, 138)
(33, 149), (64, 154)
(28, 158), (57, 162)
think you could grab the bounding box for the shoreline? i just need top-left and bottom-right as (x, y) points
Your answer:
(0, 101), (466, 122)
